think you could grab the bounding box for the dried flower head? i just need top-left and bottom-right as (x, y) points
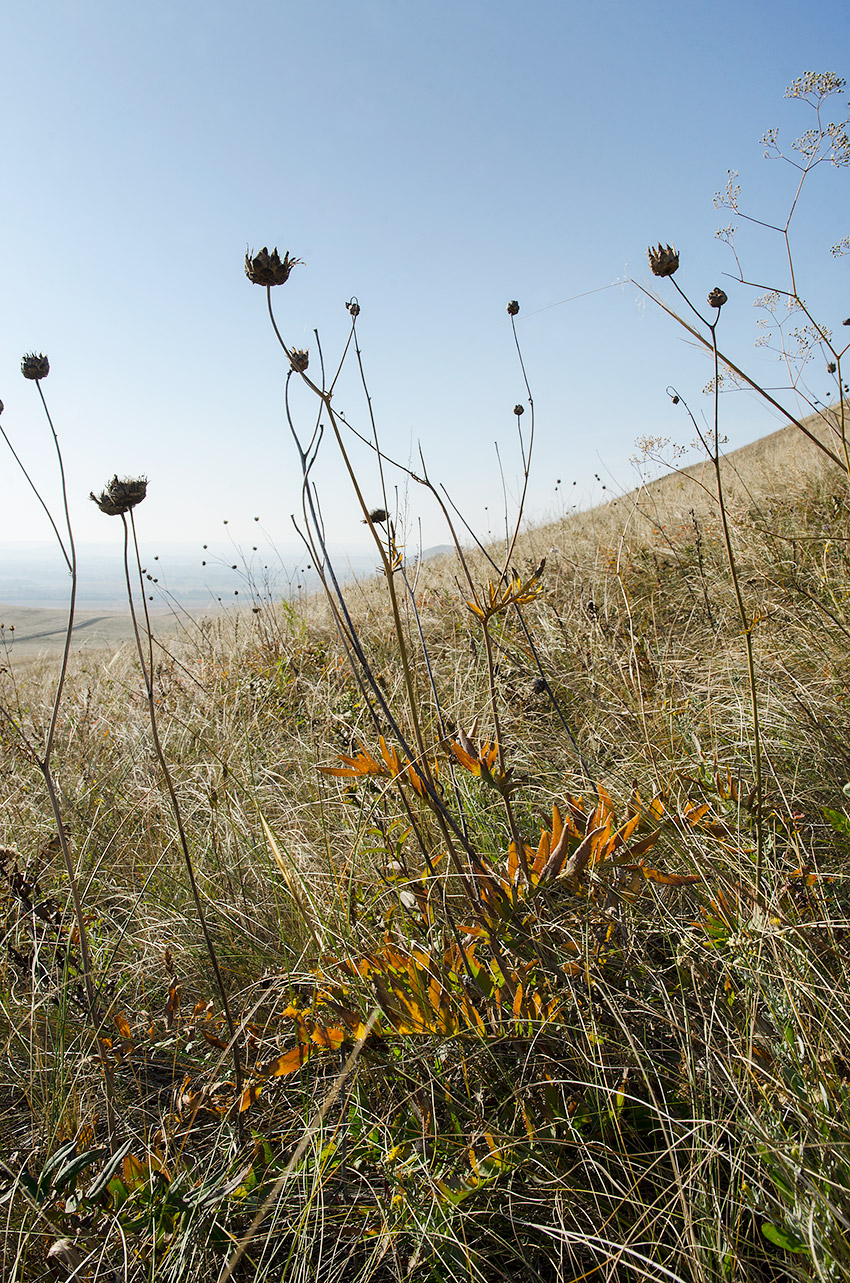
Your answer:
(290, 348), (309, 372)
(244, 246), (301, 287)
(827, 361), (837, 373)
(362, 507), (389, 525)
(90, 475), (148, 516)
(506, 300), (520, 316)
(844, 318), (850, 326)
(0, 399), (4, 416)
(346, 299), (361, 317)
(647, 244), (679, 277)
(708, 287), (728, 309)
(21, 352), (50, 381)
(513, 404), (525, 416)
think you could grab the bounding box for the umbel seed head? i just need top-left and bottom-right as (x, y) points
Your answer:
(647, 244), (679, 277)
(245, 246), (301, 287)
(21, 353), (50, 380)
(290, 349), (309, 372)
(506, 300), (520, 316)
(90, 475), (148, 516)
(708, 287), (728, 309)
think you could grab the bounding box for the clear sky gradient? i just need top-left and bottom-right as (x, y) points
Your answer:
(2, 1), (848, 567)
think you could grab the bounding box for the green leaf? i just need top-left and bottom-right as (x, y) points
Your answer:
(85, 1140), (134, 1203)
(53, 1148), (106, 1192)
(823, 807), (850, 836)
(761, 1222), (808, 1254)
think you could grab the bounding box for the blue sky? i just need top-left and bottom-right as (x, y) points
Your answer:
(2, 0), (848, 568)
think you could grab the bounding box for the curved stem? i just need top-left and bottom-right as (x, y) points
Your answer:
(121, 512), (244, 1121)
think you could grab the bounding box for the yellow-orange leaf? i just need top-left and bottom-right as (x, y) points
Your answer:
(261, 1044), (310, 1078)
(310, 1025), (345, 1049)
(634, 866), (700, 886)
(238, 1082), (263, 1112)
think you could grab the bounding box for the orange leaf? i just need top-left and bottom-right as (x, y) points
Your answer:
(310, 1025), (346, 1050)
(261, 1044), (311, 1077)
(238, 1082), (263, 1112)
(319, 745), (386, 778)
(113, 1011), (132, 1041)
(634, 866), (700, 886)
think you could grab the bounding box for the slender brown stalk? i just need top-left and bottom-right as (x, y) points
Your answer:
(119, 510), (244, 1119)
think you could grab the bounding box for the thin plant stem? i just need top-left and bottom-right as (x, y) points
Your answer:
(120, 510), (244, 1120)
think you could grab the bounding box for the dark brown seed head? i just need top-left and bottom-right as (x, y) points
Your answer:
(90, 475), (148, 516)
(708, 287), (728, 309)
(290, 349), (309, 372)
(506, 300), (520, 316)
(0, 399), (4, 416)
(362, 507), (389, 525)
(244, 246), (301, 287)
(513, 404), (524, 416)
(21, 353), (50, 381)
(647, 244), (679, 277)
(346, 299), (361, 317)
(827, 361), (837, 374)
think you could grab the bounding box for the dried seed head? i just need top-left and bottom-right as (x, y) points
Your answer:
(362, 507), (389, 525)
(346, 299), (361, 317)
(671, 394), (680, 404)
(244, 246), (301, 287)
(0, 400), (4, 416)
(290, 348), (309, 372)
(647, 244), (679, 277)
(506, 300), (520, 316)
(843, 318), (850, 326)
(513, 404), (525, 416)
(708, 287), (728, 309)
(90, 475), (148, 516)
(827, 361), (837, 374)
(21, 352), (50, 381)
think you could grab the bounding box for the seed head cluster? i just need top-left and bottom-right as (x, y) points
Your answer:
(90, 475), (148, 516)
(21, 353), (50, 381)
(647, 244), (679, 277)
(245, 246), (301, 287)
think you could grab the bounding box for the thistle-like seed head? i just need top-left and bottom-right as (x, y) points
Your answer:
(290, 349), (309, 372)
(90, 475), (148, 516)
(647, 244), (679, 277)
(21, 353), (50, 381)
(244, 246), (301, 287)
(506, 300), (520, 316)
(362, 507), (389, 525)
(708, 287), (728, 309)
(513, 404), (524, 416)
